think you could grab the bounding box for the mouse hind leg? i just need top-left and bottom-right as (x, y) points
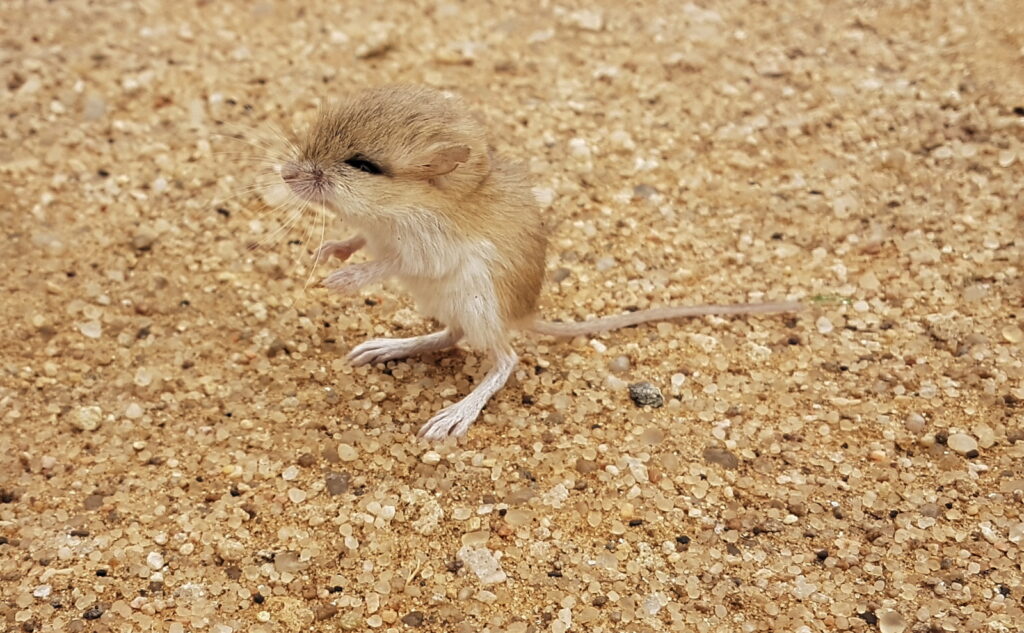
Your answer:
(348, 327), (463, 366)
(418, 343), (518, 440)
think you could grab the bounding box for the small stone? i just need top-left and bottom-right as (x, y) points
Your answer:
(273, 551), (308, 573)
(132, 228), (158, 251)
(72, 406), (103, 431)
(146, 552), (164, 570)
(816, 316), (834, 334)
(83, 607), (104, 620)
(947, 433), (978, 455)
(878, 609), (907, 633)
(421, 451), (442, 465)
(314, 605), (339, 621)
(905, 413), (925, 434)
(1002, 325), (1023, 343)
(124, 403), (144, 419)
(401, 611), (425, 626)
(337, 443), (358, 461)
(33, 585), (51, 599)
(628, 382), (664, 408)
(325, 472), (350, 495)
(457, 546), (507, 585)
(703, 447), (739, 469)
(288, 488), (307, 503)
(218, 540), (245, 561)
(297, 453), (315, 467)
(78, 320), (102, 339)
(281, 465), (299, 481)
(83, 494), (105, 510)
(608, 356), (630, 373)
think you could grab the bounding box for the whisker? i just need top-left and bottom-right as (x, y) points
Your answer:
(305, 199), (329, 289)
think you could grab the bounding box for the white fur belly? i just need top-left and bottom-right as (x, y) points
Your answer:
(352, 211), (507, 349)
(398, 244), (504, 350)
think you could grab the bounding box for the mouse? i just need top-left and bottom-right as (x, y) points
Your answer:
(274, 85), (801, 440)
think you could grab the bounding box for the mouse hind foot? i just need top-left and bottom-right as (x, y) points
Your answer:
(418, 347), (518, 440)
(348, 327), (463, 366)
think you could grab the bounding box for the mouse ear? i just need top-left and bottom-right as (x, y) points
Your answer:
(407, 145), (471, 178)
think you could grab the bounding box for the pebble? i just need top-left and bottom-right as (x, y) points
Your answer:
(337, 444), (359, 461)
(124, 403), (144, 419)
(288, 488), (307, 503)
(325, 472), (350, 495)
(78, 320), (102, 338)
(457, 546), (508, 585)
(1001, 325), (1023, 343)
(905, 413), (925, 434)
(608, 356), (631, 373)
(32, 585), (51, 599)
(421, 451), (442, 465)
(816, 316), (834, 334)
(628, 382), (664, 408)
(83, 606), (104, 620)
(146, 552), (164, 570)
(878, 609), (907, 633)
(314, 605), (338, 621)
(401, 611), (425, 627)
(273, 551), (308, 573)
(702, 447), (739, 469)
(72, 406), (103, 431)
(281, 465), (299, 481)
(946, 433), (978, 455)
(132, 228), (158, 251)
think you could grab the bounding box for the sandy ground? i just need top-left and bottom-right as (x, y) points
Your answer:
(1, 1), (1023, 632)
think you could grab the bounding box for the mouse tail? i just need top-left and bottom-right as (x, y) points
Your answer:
(529, 301), (803, 338)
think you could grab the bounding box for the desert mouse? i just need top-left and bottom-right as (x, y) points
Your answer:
(275, 85), (800, 440)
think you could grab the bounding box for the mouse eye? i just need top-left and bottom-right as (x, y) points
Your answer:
(344, 155), (384, 175)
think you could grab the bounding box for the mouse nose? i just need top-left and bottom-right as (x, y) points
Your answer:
(280, 163), (302, 184)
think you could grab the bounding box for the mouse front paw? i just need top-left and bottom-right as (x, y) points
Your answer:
(315, 237), (364, 264)
(418, 401), (482, 441)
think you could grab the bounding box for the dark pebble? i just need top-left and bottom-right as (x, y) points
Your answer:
(816, 549), (829, 561)
(297, 453), (316, 467)
(314, 605), (338, 621)
(675, 535), (691, 545)
(253, 593), (265, 604)
(856, 611), (878, 625)
(401, 611), (425, 626)
(69, 529), (90, 537)
(592, 595), (609, 607)
(325, 472), (350, 495)
(628, 381), (664, 408)
(83, 606), (104, 620)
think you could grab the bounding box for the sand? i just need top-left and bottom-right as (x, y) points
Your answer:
(1, 1), (1022, 632)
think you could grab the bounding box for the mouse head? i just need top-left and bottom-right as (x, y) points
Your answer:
(281, 85), (491, 218)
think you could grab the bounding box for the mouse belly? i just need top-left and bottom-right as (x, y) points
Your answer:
(397, 264), (505, 350)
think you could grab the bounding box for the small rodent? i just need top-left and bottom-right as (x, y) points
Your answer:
(277, 85), (801, 440)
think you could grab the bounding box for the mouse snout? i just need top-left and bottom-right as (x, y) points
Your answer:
(281, 162), (328, 199)
(280, 162), (303, 185)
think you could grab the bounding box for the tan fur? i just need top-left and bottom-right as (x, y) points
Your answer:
(279, 84), (799, 439)
(294, 85), (548, 328)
